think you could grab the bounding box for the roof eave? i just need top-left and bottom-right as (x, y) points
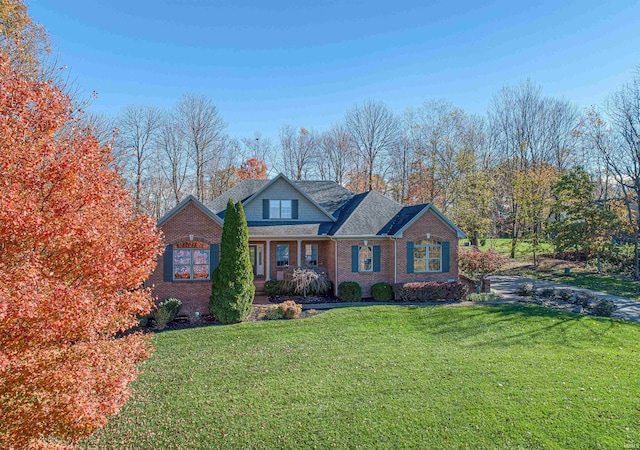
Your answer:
(157, 195), (224, 227)
(392, 204), (466, 239)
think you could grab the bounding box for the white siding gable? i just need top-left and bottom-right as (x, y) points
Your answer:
(243, 177), (329, 221)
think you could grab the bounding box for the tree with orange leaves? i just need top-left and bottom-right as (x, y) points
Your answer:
(0, 52), (162, 448)
(237, 157), (268, 180)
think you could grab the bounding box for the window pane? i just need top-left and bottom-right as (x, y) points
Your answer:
(281, 200), (292, 218)
(359, 246), (372, 271)
(270, 200), (280, 219)
(173, 249), (192, 265)
(192, 249), (209, 265)
(305, 244), (318, 266)
(428, 259), (441, 271)
(414, 246), (426, 259)
(174, 265), (190, 279)
(193, 264), (210, 279)
(428, 246), (441, 259)
(414, 259), (427, 272)
(276, 244), (289, 266)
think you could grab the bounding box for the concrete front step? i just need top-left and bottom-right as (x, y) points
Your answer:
(253, 295), (271, 305)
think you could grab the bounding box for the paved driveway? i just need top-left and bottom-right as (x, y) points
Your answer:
(490, 275), (640, 324)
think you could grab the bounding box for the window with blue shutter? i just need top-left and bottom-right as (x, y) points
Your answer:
(442, 241), (450, 273)
(351, 246), (359, 272)
(373, 245), (381, 272)
(406, 241), (414, 274)
(163, 244), (173, 281)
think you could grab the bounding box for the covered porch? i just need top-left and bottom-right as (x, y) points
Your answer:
(249, 238), (334, 296)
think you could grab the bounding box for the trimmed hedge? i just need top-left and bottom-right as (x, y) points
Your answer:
(264, 280), (283, 296)
(393, 282), (467, 302)
(371, 282), (394, 301)
(338, 281), (362, 302)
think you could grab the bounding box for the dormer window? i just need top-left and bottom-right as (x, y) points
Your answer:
(269, 200), (292, 219)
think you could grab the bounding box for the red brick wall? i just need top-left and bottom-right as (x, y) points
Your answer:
(333, 210), (459, 298)
(147, 201), (223, 315)
(396, 209), (459, 284)
(335, 239), (394, 298)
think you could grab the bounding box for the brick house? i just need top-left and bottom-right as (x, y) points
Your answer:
(147, 173), (466, 314)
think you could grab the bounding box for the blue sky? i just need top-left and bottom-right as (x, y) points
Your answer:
(29, 0), (640, 139)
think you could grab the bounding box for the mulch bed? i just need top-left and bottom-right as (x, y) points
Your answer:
(143, 305), (326, 333)
(267, 295), (341, 304)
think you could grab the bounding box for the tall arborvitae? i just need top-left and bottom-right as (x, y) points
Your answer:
(209, 199), (254, 323)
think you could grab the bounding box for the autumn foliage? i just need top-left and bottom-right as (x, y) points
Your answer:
(458, 247), (506, 293)
(0, 53), (162, 448)
(237, 157), (268, 180)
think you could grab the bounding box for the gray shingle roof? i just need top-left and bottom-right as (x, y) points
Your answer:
(246, 221), (324, 236)
(207, 180), (269, 215)
(207, 179), (354, 217)
(202, 176), (464, 238)
(382, 204), (429, 235)
(330, 190), (403, 236)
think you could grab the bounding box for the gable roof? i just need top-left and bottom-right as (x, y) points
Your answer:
(171, 174), (466, 239)
(157, 195), (224, 227)
(208, 180), (269, 216)
(240, 173), (338, 222)
(389, 204), (467, 239)
(330, 190), (403, 236)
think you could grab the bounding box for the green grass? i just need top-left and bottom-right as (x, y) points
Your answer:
(505, 267), (640, 302)
(83, 306), (640, 449)
(467, 238), (555, 257)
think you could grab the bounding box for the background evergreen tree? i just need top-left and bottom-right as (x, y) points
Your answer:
(210, 199), (254, 323)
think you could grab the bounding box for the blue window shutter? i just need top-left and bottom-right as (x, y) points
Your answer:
(406, 241), (414, 274)
(262, 199), (269, 219)
(442, 241), (450, 272)
(163, 244), (173, 281)
(351, 246), (359, 272)
(210, 243), (220, 277)
(291, 199), (299, 219)
(373, 245), (381, 272)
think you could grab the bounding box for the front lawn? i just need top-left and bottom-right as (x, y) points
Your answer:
(83, 306), (640, 449)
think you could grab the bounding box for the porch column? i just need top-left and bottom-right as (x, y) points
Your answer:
(266, 240), (271, 281)
(297, 239), (302, 267)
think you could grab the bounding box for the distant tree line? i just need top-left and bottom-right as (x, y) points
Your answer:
(96, 70), (640, 278)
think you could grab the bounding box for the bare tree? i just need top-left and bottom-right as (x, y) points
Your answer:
(488, 81), (578, 257)
(586, 72), (640, 279)
(280, 125), (317, 180)
(317, 124), (353, 184)
(345, 100), (398, 191)
(158, 114), (190, 205)
(240, 131), (276, 174)
(176, 94), (226, 201)
(114, 105), (164, 212)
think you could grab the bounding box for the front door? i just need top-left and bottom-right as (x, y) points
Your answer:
(249, 245), (257, 275)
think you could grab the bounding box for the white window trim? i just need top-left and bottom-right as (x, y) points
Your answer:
(414, 242), (442, 273)
(173, 248), (211, 281)
(358, 245), (373, 273)
(269, 199), (292, 219)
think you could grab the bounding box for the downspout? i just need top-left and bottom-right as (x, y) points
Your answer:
(393, 237), (397, 284)
(330, 237), (338, 297)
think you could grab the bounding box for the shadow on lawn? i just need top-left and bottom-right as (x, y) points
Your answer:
(408, 303), (619, 349)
